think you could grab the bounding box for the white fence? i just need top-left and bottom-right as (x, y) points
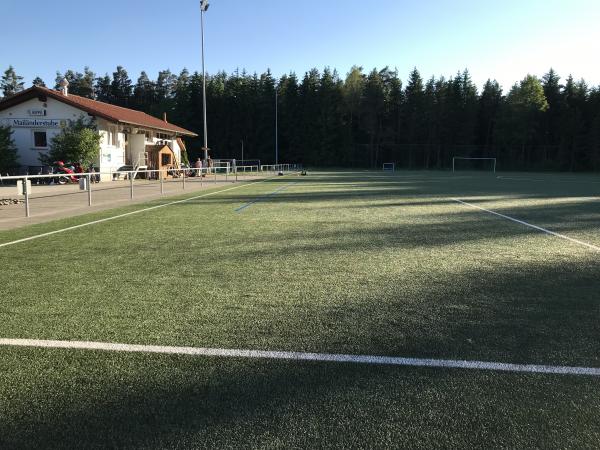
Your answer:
(0, 163), (303, 218)
(260, 164), (296, 173)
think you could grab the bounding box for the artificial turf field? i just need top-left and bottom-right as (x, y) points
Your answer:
(0, 170), (599, 449)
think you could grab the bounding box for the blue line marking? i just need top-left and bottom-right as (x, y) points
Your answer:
(235, 183), (296, 212)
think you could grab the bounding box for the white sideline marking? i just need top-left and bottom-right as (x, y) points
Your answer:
(235, 182), (297, 212)
(1, 339), (599, 377)
(0, 178), (278, 249)
(453, 198), (600, 252)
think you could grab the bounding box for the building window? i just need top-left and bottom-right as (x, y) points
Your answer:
(145, 130), (153, 140)
(157, 133), (171, 140)
(33, 131), (48, 148)
(107, 127), (117, 146)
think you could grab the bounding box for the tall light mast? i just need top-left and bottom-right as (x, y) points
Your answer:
(200, 0), (210, 161)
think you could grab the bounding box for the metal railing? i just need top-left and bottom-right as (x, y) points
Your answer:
(260, 164), (296, 173)
(0, 164), (300, 218)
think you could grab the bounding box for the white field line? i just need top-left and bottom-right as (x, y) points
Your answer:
(453, 198), (600, 252)
(235, 182), (298, 212)
(0, 339), (599, 377)
(0, 177), (280, 249)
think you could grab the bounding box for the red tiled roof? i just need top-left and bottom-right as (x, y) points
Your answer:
(0, 86), (198, 137)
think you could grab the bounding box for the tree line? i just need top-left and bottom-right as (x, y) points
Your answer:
(2, 65), (600, 171)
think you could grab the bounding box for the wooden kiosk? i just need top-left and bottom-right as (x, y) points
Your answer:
(146, 144), (178, 179)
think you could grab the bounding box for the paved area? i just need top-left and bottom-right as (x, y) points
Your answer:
(0, 175), (264, 231)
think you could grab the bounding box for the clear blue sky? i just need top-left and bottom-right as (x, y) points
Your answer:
(2, 0), (599, 91)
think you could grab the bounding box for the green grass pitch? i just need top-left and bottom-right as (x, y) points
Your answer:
(1, 170), (599, 448)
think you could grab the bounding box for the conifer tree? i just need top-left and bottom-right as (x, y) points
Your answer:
(156, 70), (177, 101)
(94, 75), (112, 103)
(501, 75), (548, 166)
(1, 66), (24, 98)
(404, 68), (425, 167)
(110, 66), (133, 107)
(559, 76), (589, 170)
(457, 69), (479, 148)
(32, 77), (46, 87)
(540, 68), (563, 165)
(55, 67), (96, 98)
(9, 61), (600, 171)
(133, 71), (156, 111)
(477, 79), (502, 155)
(363, 68), (386, 167)
(79, 67), (96, 98)
(277, 73), (301, 163)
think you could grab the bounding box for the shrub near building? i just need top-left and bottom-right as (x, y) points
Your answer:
(0, 125), (19, 174)
(41, 118), (101, 167)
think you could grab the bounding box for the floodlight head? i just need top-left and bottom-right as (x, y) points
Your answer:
(200, 0), (210, 11)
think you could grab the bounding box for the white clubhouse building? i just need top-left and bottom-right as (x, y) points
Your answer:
(0, 84), (197, 179)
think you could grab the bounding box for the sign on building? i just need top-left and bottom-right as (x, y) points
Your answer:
(28, 109), (47, 116)
(0, 118), (70, 128)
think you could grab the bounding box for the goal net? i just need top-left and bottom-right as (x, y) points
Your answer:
(383, 163), (395, 172)
(452, 157), (497, 173)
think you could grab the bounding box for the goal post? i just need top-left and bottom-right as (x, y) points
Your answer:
(383, 163), (395, 172)
(452, 157), (497, 173)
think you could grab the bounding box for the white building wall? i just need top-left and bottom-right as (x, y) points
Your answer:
(0, 96), (92, 169)
(96, 118), (125, 175)
(116, 129), (182, 167)
(143, 130), (182, 164)
(0, 94), (186, 176)
(171, 138), (182, 163)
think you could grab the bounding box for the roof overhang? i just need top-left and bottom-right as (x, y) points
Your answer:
(117, 120), (198, 137)
(0, 87), (198, 137)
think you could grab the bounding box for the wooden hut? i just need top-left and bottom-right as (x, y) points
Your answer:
(146, 144), (179, 179)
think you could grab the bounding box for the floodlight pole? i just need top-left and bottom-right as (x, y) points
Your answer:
(240, 139), (244, 163)
(275, 87), (279, 166)
(200, 0), (209, 161)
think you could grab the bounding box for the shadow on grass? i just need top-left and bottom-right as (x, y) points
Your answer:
(0, 261), (599, 447)
(203, 199), (600, 256)
(1, 172), (600, 447)
(1, 341), (599, 449)
(176, 171), (600, 214)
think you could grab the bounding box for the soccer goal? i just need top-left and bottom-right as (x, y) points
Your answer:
(383, 163), (396, 172)
(452, 157), (497, 173)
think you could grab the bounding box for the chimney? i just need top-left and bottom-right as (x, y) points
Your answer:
(163, 112), (168, 123)
(59, 78), (69, 97)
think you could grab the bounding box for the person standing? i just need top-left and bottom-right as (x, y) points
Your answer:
(194, 157), (202, 177)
